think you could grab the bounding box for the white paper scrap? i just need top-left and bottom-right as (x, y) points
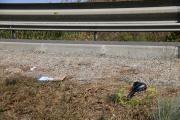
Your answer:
(30, 66), (36, 71)
(37, 76), (55, 81)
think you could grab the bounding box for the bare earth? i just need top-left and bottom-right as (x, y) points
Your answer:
(0, 50), (180, 86)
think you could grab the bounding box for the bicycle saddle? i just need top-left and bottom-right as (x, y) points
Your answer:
(127, 81), (147, 98)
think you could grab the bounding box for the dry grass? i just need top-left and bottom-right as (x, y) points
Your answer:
(1, 30), (180, 42)
(0, 75), (180, 120)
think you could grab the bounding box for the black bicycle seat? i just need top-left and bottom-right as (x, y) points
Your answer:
(127, 81), (147, 98)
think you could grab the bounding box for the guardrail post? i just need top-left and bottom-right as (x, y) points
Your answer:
(94, 31), (97, 41)
(178, 46), (180, 58)
(12, 30), (15, 39)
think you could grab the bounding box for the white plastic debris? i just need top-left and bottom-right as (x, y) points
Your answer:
(37, 76), (66, 81)
(37, 76), (55, 81)
(30, 66), (36, 71)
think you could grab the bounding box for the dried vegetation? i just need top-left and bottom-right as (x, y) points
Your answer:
(1, 74), (180, 119)
(1, 30), (180, 42)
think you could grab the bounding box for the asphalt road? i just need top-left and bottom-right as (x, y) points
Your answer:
(0, 39), (180, 46)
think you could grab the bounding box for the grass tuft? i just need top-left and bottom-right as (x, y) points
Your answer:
(151, 92), (180, 120)
(4, 77), (19, 85)
(107, 93), (119, 103)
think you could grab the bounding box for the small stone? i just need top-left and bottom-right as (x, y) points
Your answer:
(149, 81), (156, 84)
(96, 106), (103, 111)
(137, 69), (143, 73)
(164, 84), (170, 86)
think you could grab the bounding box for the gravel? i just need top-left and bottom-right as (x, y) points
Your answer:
(0, 50), (180, 86)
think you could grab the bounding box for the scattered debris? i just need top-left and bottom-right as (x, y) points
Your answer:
(37, 75), (66, 81)
(30, 66), (36, 71)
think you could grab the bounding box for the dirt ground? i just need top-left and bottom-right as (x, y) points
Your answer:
(1, 50), (180, 119)
(0, 50), (180, 86)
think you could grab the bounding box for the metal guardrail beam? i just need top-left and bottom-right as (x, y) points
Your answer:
(1, 7), (179, 15)
(0, 6), (179, 22)
(0, 2), (179, 40)
(1, 23), (180, 32)
(0, 0), (179, 9)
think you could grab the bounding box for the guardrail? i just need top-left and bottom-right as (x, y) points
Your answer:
(1, 23), (180, 31)
(0, 1), (179, 41)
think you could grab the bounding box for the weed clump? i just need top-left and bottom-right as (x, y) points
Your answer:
(151, 93), (180, 120)
(107, 93), (119, 103)
(4, 77), (19, 85)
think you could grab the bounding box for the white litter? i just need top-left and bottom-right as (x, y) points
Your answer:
(37, 76), (55, 81)
(37, 76), (66, 81)
(30, 66), (36, 71)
